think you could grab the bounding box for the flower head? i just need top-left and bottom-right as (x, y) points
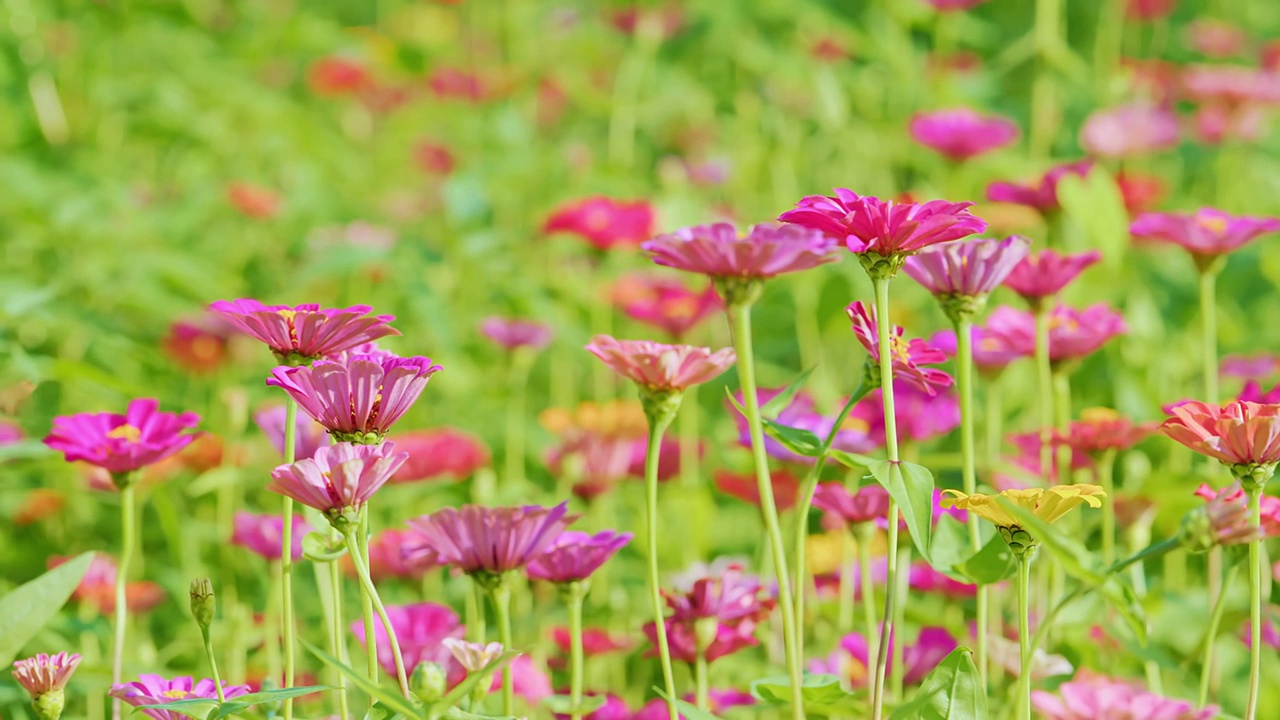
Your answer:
(526, 529), (632, 584)
(13, 652), (81, 699)
(941, 485), (1105, 553)
(405, 503), (579, 578)
(480, 317), (554, 351)
(1053, 408), (1157, 460)
(585, 335), (735, 394)
(543, 196), (655, 251)
(611, 273), (722, 339)
(847, 301), (953, 395)
(253, 405), (328, 460)
(1183, 482), (1280, 551)
(929, 325), (1029, 373)
(808, 628), (956, 688)
(1001, 249), (1101, 303)
(352, 603), (463, 677)
(442, 639), (505, 674)
(715, 468), (802, 512)
(1161, 400), (1280, 482)
(983, 304), (1127, 364)
(209, 299), (399, 365)
(44, 399), (200, 481)
(1031, 670), (1216, 719)
(267, 350), (442, 444)
(813, 483), (891, 526)
(644, 566), (774, 664)
(908, 109), (1019, 161)
(231, 511), (312, 561)
(904, 236), (1030, 317)
(389, 428), (490, 483)
(49, 554), (165, 615)
(852, 380), (961, 446)
(986, 161), (1093, 215)
(642, 223), (839, 296)
(267, 442), (408, 528)
(1080, 103), (1180, 158)
(162, 316), (235, 375)
(1130, 209), (1280, 269)
(111, 675), (250, 720)
(356, 528), (442, 582)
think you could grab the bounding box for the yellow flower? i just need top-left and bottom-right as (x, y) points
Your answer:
(941, 485), (1106, 530)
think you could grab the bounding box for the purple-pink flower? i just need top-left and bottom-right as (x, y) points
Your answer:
(779, 190), (987, 260)
(231, 511), (312, 561)
(813, 483), (891, 526)
(847, 301), (953, 395)
(480, 317), (554, 351)
(903, 236), (1030, 299)
(984, 304), (1127, 364)
(852, 380), (961, 446)
(807, 627), (956, 688)
(908, 109), (1019, 161)
(253, 405), (328, 460)
(1001, 249), (1102, 303)
(405, 503), (579, 576)
(930, 326), (1030, 373)
(267, 349), (442, 443)
(209, 299), (399, 364)
(267, 442), (407, 525)
(986, 161), (1093, 215)
(644, 566), (774, 663)
(585, 335), (736, 392)
(12, 652), (81, 698)
(642, 223), (839, 280)
(1130, 208), (1280, 267)
(111, 675), (250, 720)
(1031, 670), (1216, 719)
(44, 398), (200, 479)
(1079, 103), (1180, 159)
(526, 529), (632, 583)
(611, 273), (723, 339)
(351, 602), (464, 677)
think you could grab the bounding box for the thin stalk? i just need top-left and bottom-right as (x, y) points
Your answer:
(1029, 0), (1062, 159)
(344, 526), (411, 698)
(328, 559), (350, 720)
(1199, 563), (1241, 707)
(281, 400), (298, 719)
(956, 317), (988, 688)
(728, 302), (804, 720)
(644, 413), (680, 720)
(984, 374), (1004, 477)
(491, 581), (516, 716)
(890, 545), (911, 701)
(678, 386), (701, 489)
(1098, 450), (1118, 565)
(869, 277), (903, 720)
(695, 652), (710, 711)
(502, 349), (534, 492)
(356, 513), (379, 688)
(837, 531), (855, 633)
(111, 484), (136, 720)
(1246, 487), (1263, 720)
(606, 23), (658, 170)
(1200, 268), (1219, 403)
(858, 524), (880, 680)
(470, 580), (487, 643)
(567, 582), (587, 720)
(201, 628), (226, 703)
(1033, 306), (1054, 483)
(266, 561), (283, 687)
(1052, 370), (1072, 486)
(1016, 555), (1033, 720)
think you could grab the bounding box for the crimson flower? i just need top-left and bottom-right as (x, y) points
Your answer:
(847, 301), (953, 395)
(543, 196), (655, 251)
(908, 108), (1019, 161)
(389, 428), (490, 483)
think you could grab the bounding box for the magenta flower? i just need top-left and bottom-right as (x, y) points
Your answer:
(929, 326), (1030, 373)
(1193, 483), (1280, 547)
(852, 380), (961, 446)
(389, 428), (490, 483)
(253, 405), (327, 460)
(1001, 249), (1101, 303)
(1162, 400), (1280, 470)
(644, 616), (760, 665)
(543, 196), (655, 251)
(1031, 670), (1216, 719)
(585, 335), (735, 393)
(12, 652), (81, 699)
(986, 161), (1093, 215)
(667, 566), (776, 625)
(405, 503), (579, 576)
(44, 398), (200, 480)
(611, 273), (723, 339)
(909, 562), (978, 598)
(903, 236), (1031, 300)
(352, 602), (464, 677)
(808, 628), (956, 687)
(642, 222), (839, 282)
(1079, 103), (1180, 158)
(111, 675), (250, 720)
(983, 304), (1127, 364)
(1130, 208), (1280, 268)
(209, 299), (399, 365)
(847, 301), (953, 395)
(267, 442), (408, 526)
(1240, 381), (1280, 405)
(908, 109), (1019, 161)
(527, 529), (632, 583)
(1223, 355), (1280, 379)
(779, 190), (987, 264)
(813, 483), (891, 526)
(480, 317), (554, 351)
(231, 511), (312, 561)
(362, 528), (442, 581)
(267, 349), (442, 443)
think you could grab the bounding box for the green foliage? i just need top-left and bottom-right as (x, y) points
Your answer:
(750, 673), (865, 716)
(889, 648), (987, 720)
(0, 552), (92, 665)
(867, 460), (936, 565)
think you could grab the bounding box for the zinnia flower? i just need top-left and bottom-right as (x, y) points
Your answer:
(903, 236), (1030, 316)
(307, 56), (370, 96)
(543, 196), (655, 251)
(813, 483), (891, 526)
(1130, 208), (1280, 270)
(49, 554), (165, 614)
(352, 603), (463, 677)
(44, 398), (200, 482)
(356, 528), (442, 581)
(267, 349), (442, 444)
(162, 316), (234, 375)
(808, 628), (957, 688)
(526, 530), (632, 584)
(852, 380), (961, 445)
(714, 468), (802, 511)
(253, 405), (328, 461)
(642, 223), (839, 290)
(111, 675), (250, 720)
(611, 273), (722, 339)
(986, 161), (1093, 215)
(983, 304), (1127, 364)
(1184, 482), (1280, 551)
(644, 567), (775, 664)
(209, 299), (399, 365)
(585, 335), (736, 393)
(267, 442), (408, 527)
(12, 652), (81, 703)
(480, 317), (554, 351)
(908, 109), (1019, 161)
(231, 511), (311, 561)
(1001, 249), (1101, 304)
(1161, 400), (1280, 481)
(1052, 408), (1157, 461)
(405, 503), (578, 577)
(389, 428), (490, 483)
(443, 639), (505, 673)
(929, 325), (1029, 374)
(846, 301), (953, 395)
(941, 485), (1106, 553)
(1079, 103), (1180, 158)
(1031, 670), (1216, 719)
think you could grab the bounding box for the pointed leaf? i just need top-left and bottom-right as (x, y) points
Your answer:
(762, 418), (823, 457)
(749, 673), (864, 716)
(760, 366), (816, 417)
(0, 552), (93, 664)
(828, 448), (880, 469)
(652, 687), (724, 720)
(866, 460), (935, 565)
(303, 642), (421, 718)
(215, 686), (333, 717)
(889, 647), (986, 720)
(955, 535), (1016, 585)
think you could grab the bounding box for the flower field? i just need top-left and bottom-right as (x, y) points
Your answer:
(5, 0), (1280, 719)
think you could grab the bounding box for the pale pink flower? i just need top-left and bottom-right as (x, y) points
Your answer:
(903, 236), (1030, 297)
(585, 335), (735, 392)
(12, 652), (81, 698)
(1079, 103), (1180, 158)
(209, 299), (399, 364)
(267, 442), (407, 524)
(643, 223), (839, 279)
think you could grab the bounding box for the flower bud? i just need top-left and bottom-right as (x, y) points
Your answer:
(32, 689), (65, 720)
(412, 662), (447, 702)
(189, 578), (216, 630)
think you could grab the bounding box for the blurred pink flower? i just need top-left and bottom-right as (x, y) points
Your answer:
(480, 317), (554, 351)
(847, 301), (953, 395)
(111, 675), (249, 720)
(253, 405), (327, 461)
(1181, 65), (1280, 106)
(904, 236), (1030, 298)
(267, 442), (407, 523)
(1130, 209), (1280, 267)
(644, 222), (839, 280)
(1032, 670), (1216, 719)
(405, 503), (578, 575)
(585, 335), (735, 392)
(209, 299), (399, 364)
(307, 56), (370, 96)
(44, 398), (200, 479)
(714, 468), (802, 512)
(1224, 355), (1280, 380)
(1239, 381), (1280, 404)
(551, 626), (634, 658)
(1002, 249), (1101, 302)
(1192, 103), (1267, 145)
(1194, 482), (1280, 546)
(910, 562), (977, 598)
(427, 67), (488, 102)
(930, 325), (1030, 373)
(352, 602), (463, 677)
(358, 528), (441, 582)
(986, 161), (1093, 215)
(389, 428), (490, 483)
(162, 315), (234, 375)
(12, 652), (81, 699)
(609, 4), (683, 38)
(413, 140), (456, 175)
(1162, 400), (1280, 469)
(780, 190), (986, 258)
(553, 693), (631, 720)
(1114, 170), (1167, 215)
(813, 483), (891, 526)
(809, 628), (956, 687)
(544, 196), (655, 250)
(231, 511), (311, 561)
(611, 273), (722, 339)
(49, 553), (164, 614)
(644, 567), (774, 663)
(983, 304), (1127, 364)
(526, 529), (632, 583)
(853, 380), (961, 446)
(1187, 19), (1248, 58)
(1080, 103), (1180, 158)
(1125, 0), (1175, 21)
(909, 109), (1018, 161)
(1052, 408), (1157, 460)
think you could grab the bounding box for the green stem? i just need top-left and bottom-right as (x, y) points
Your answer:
(1017, 555), (1033, 720)
(281, 400), (298, 719)
(567, 582), (587, 720)
(1052, 370), (1072, 487)
(345, 526), (411, 698)
(491, 581), (515, 716)
(201, 629), (226, 703)
(328, 557), (350, 720)
(1246, 487), (1263, 720)
(857, 524), (880, 682)
(869, 277), (902, 720)
(984, 374), (1003, 478)
(266, 561), (283, 689)
(678, 386), (701, 490)
(644, 412), (680, 720)
(607, 24), (658, 170)
(503, 350), (534, 492)
(695, 652), (710, 711)
(470, 579), (487, 643)
(1033, 306), (1054, 483)
(1098, 450), (1117, 565)
(955, 318), (988, 688)
(837, 530), (855, 633)
(890, 545), (911, 701)
(1200, 267), (1220, 403)
(728, 302), (804, 720)
(1029, 0), (1061, 159)
(1199, 563), (1240, 707)
(356, 514), (379, 690)
(111, 484), (136, 720)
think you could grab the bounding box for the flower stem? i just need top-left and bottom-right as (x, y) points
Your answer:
(1029, 0), (1061, 159)
(1097, 450), (1117, 565)
(695, 652), (710, 712)
(1016, 554), (1033, 720)
(355, 515), (379, 691)
(890, 545), (911, 701)
(955, 317), (988, 688)
(469, 579), (487, 643)
(328, 556), (350, 720)
(1200, 267), (1220, 403)
(869, 277), (903, 720)
(200, 627), (226, 703)
(567, 581), (587, 720)
(837, 530), (855, 633)
(1246, 487), (1264, 720)
(643, 412), (680, 720)
(490, 580), (516, 716)
(984, 374), (1004, 478)
(1033, 306), (1054, 483)
(1052, 370), (1072, 486)
(678, 386), (701, 490)
(503, 349), (535, 493)
(266, 561), (283, 687)
(607, 23), (658, 171)
(1199, 563), (1240, 707)
(857, 523), (880, 681)
(111, 484), (136, 720)
(281, 400), (298, 719)
(345, 526), (411, 698)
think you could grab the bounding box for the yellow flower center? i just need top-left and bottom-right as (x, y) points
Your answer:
(1197, 214), (1229, 235)
(106, 425), (141, 443)
(664, 296), (698, 320)
(840, 416), (870, 434)
(889, 334), (912, 365)
(277, 309), (297, 322)
(1080, 407), (1119, 424)
(161, 690), (190, 700)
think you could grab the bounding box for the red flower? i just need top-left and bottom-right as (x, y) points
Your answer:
(226, 183), (280, 219)
(307, 56), (370, 96)
(389, 428), (490, 483)
(544, 196), (655, 251)
(714, 468), (801, 512)
(611, 273), (722, 339)
(427, 67), (487, 102)
(414, 141), (457, 176)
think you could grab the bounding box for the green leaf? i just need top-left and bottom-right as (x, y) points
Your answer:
(760, 366), (816, 417)
(828, 448), (880, 469)
(889, 647), (987, 720)
(441, 708), (520, 720)
(955, 535), (1016, 585)
(302, 531), (348, 562)
(542, 694), (608, 715)
(304, 642), (421, 719)
(866, 460), (935, 565)
(749, 673), (864, 716)
(997, 499), (1105, 585)
(125, 698), (219, 720)
(1098, 576), (1148, 645)
(1057, 170), (1129, 266)
(652, 687), (725, 720)
(0, 552), (93, 664)
(761, 418), (823, 457)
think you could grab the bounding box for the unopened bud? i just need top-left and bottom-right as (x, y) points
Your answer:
(998, 526), (1038, 558)
(694, 617), (720, 655)
(32, 689), (65, 720)
(1178, 507), (1216, 554)
(190, 578), (216, 630)
(412, 662), (447, 702)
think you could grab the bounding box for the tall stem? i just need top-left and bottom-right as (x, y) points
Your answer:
(1199, 563), (1240, 707)
(1016, 554), (1033, 720)
(1098, 450), (1117, 565)
(502, 350), (534, 492)
(1029, 0), (1061, 159)
(328, 559), (350, 720)
(984, 374), (1004, 477)
(1052, 370), (1072, 486)
(491, 581), (515, 716)
(857, 524), (880, 681)
(1246, 487), (1264, 720)
(956, 317), (988, 688)
(728, 302), (804, 720)
(111, 484), (136, 720)
(678, 386), (701, 489)
(890, 545), (911, 701)
(607, 25), (658, 170)
(201, 628), (226, 703)
(567, 582), (587, 720)
(280, 400), (298, 719)
(1200, 268), (1219, 403)
(345, 527), (411, 698)
(1033, 306), (1054, 482)
(355, 514), (379, 690)
(869, 277), (903, 720)
(837, 530), (856, 633)
(695, 652), (710, 711)
(643, 412), (680, 720)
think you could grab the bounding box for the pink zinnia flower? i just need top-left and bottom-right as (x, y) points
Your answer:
(644, 568), (774, 663)
(910, 562), (978, 598)
(903, 236), (1030, 299)
(1125, 0), (1174, 21)
(813, 483), (891, 526)
(780, 190), (987, 261)
(231, 511), (311, 561)
(1224, 355), (1280, 380)
(543, 196), (655, 251)
(986, 161), (1094, 215)
(352, 602), (463, 677)
(808, 628), (956, 687)
(358, 528), (441, 581)
(643, 222), (839, 280)
(852, 380), (961, 445)
(12, 652), (81, 699)
(1193, 482), (1280, 546)
(1162, 400), (1280, 470)
(1052, 408), (1157, 461)
(929, 325), (1030, 373)
(209, 299), (399, 364)
(162, 315), (234, 375)
(611, 273), (722, 339)
(551, 627), (634, 657)
(111, 675), (250, 720)
(585, 335), (735, 392)
(1001, 249), (1102, 303)
(389, 428), (490, 483)
(253, 405), (328, 460)
(49, 554), (165, 614)
(527, 529), (632, 584)
(909, 109), (1019, 161)
(847, 301), (953, 395)
(1032, 670), (1216, 719)
(714, 468), (802, 512)
(1187, 19), (1248, 59)
(1130, 208), (1280, 268)
(44, 398), (200, 479)
(983, 304), (1127, 364)
(1240, 381), (1280, 405)
(1115, 170), (1167, 215)
(267, 442), (407, 525)
(405, 503), (578, 575)
(1080, 103), (1180, 158)
(427, 67), (488, 103)
(267, 349), (442, 443)
(480, 317), (554, 351)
